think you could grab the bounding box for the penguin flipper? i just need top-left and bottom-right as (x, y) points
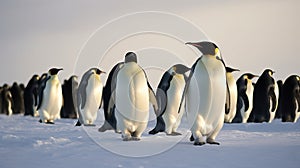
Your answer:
(149, 116), (165, 135)
(78, 71), (93, 109)
(240, 89), (249, 112)
(225, 82), (231, 114)
(296, 91), (300, 112)
(75, 120), (82, 126)
(37, 75), (50, 110)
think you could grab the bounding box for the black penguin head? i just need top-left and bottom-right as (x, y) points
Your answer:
(171, 64), (190, 75)
(91, 68), (105, 75)
(226, 67), (240, 73)
(124, 52), (137, 63)
(244, 73), (259, 80)
(263, 69), (275, 77)
(48, 68), (63, 75)
(186, 41), (220, 57)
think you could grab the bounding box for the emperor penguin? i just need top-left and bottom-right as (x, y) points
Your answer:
(10, 82), (25, 114)
(149, 64), (190, 135)
(224, 67), (239, 123)
(281, 75), (300, 122)
(99, 62), (124, 132)
(24, 75), (40, 116)
(232, 73), (258, 123)
(0, 85), (13, 116)
(114, 52), (158, 141)
(76, 68), (105, 126)
(248, 69), (278, 123)
(60, 75), (78, 119)
(38, 68), (63, 124)
(183, 41), (227, 146)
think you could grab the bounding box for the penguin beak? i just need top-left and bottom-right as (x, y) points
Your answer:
(185, 42), (202, 48)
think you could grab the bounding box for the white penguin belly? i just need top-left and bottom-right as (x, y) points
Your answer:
(187, 57), (226, 136)
(81, 75), (103, 124)
(162, 74), (185, 133)
(40, 80), (62, 121)
(242, 82), (254, 123)
(115, 63), (149, 133)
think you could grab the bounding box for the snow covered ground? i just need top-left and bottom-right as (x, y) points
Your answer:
(1, 110), (300, 168)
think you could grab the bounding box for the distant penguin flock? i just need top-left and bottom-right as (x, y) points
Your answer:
(1, 40), (300, 146)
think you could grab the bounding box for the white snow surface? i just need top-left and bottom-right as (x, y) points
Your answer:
(1, 109), (300, 168)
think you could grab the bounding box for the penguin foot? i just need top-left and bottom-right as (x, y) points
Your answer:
(190, 135), (195, 141)
(193, 141), (206, 146)
(131, 137), (141, 141)
(122, 137), (132, 141)
(167, 132), (182, 136)
(206, 138), (220, 145)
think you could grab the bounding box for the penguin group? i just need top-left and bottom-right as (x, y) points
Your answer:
(1, 40), (300, 146)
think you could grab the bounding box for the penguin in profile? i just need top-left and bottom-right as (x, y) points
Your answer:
(38, 68), (63, 124)
(114, 52), (158, 141)
(10, 82), (25, 114)
(281, 75), (300, 122)
(275, 80), (283, 119)
(232, 73), (258, 123)
(60, 75), (78, 119)
(99, 62), (124, 132)
(248, 69), (278, 123)
(0, 84), (13, 116)
(76, 68), (105, 126)
(224, 67), (239, 123)
(149, 64), (190, 135)
(182, 41), (227, 145)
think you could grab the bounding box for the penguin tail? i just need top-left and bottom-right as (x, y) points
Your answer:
(148, 116), (165, 135)
(148, 128), (159, 135)
(75, 120), (82, 126)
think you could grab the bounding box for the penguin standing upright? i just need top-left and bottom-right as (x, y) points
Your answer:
(281, 75), (300, 122)
(224, 67), (239, 123)
(24, 75), (40, 116)
(60, 75), (78, 119)
(99, 62), (124, 132)
(76, 68), (105, 126)
(10, 82), (25, 114)
(232, 73), (258, 123)
(0, 84), (13, 116)
(149, 64), (190, 135)
(183, 41), (227, 146)
(114, 52), (158, 141)
(248, 69), (278, 123)
(38, 68), (63, 124)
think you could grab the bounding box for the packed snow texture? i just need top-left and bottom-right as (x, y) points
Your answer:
(0, 109), (299, 168)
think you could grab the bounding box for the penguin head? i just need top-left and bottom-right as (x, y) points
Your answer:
(125, 52), (137, 63)
(244, 73), (259, 80)
(186, 41), (220, 58)
(48, 68), (63, 75)
(171, 64), (190, 75)
(90, 68), (105, 75)
(225, 67), (240, 73)
(263, 69), (275, 77)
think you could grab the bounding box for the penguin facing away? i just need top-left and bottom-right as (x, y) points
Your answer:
(10, 82), (25, 114)
(248, 69), (278, 123)
(60, 75), (78, 119)
(99, 62), (124, 132)
(232, 73), (258, 123)
(24, 75), (40, 116)
(281, 75), (300, 122)
(76, 68), (105, 126)
(149, 64), (190, 135)
(38, 68), (63, 124)
(114, 52), (158, 141)
(224, 67), (239, 123)
(183, 41), (227, 146)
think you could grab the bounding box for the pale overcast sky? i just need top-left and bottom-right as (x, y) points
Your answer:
(0, 0), (299, 87)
